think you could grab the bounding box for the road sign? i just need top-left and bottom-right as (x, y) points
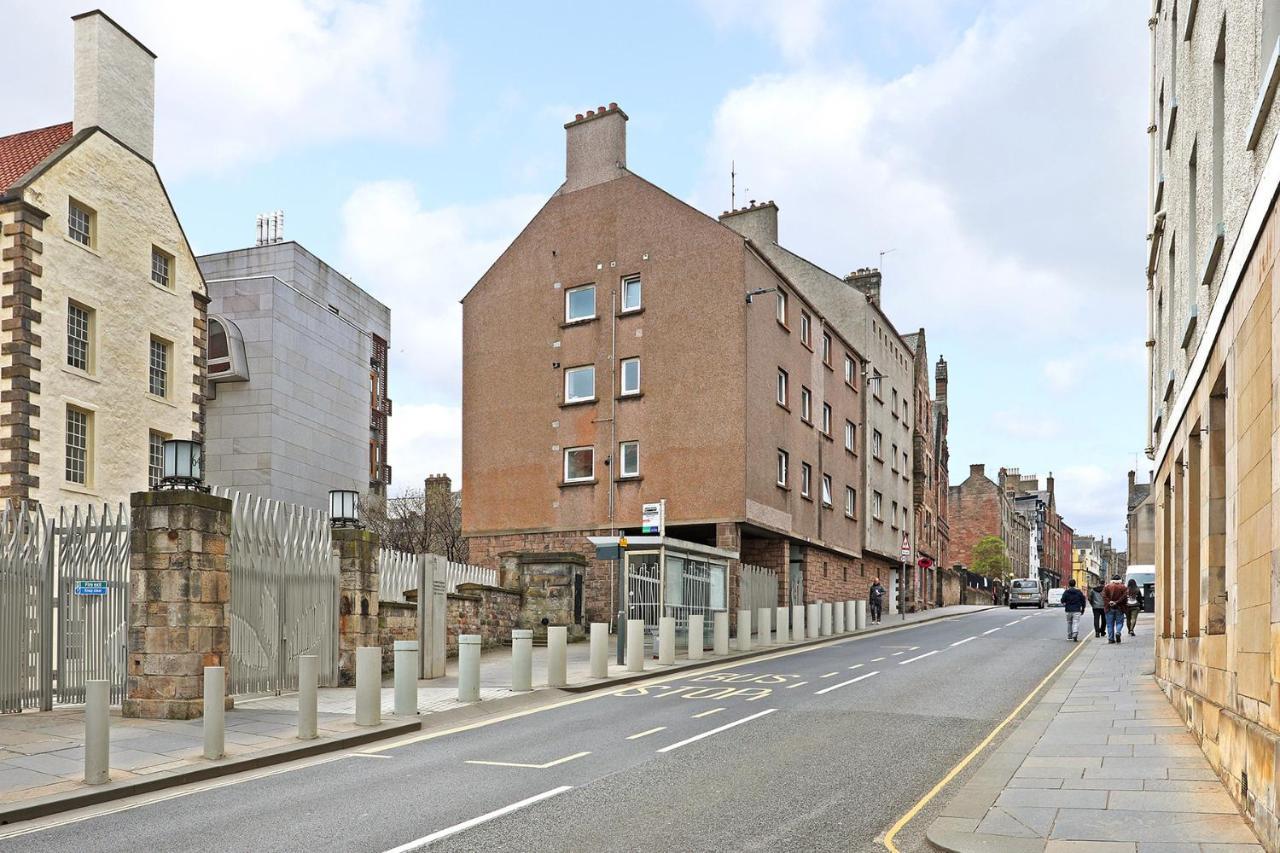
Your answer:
(917, 557), (933, 570)
(899, 533), (911, 562)
(74, 580), (108, 596)
(641, 501), (664, 535)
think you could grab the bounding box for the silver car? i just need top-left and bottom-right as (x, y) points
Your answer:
(1008, 578), (1045, 609)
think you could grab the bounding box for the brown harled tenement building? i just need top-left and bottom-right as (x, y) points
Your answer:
(462, 103), (948, 625)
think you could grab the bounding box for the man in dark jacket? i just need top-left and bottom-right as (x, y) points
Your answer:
(1060, 578), (1087, 642)
(1103, 574), (1128, 643)
(1088, 584), (1106, 637)
(868, 579), (885, 624)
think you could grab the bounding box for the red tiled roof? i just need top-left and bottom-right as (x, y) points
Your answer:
(0, 122), (73, 192)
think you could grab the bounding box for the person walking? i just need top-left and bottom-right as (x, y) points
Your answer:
(1088, 583), (1106, 638)
(1125, 578), (1145, 637)
(1103, 574), (1128, 643)
(868, 578), (885, 624)
(1060, 578), (1086, 642)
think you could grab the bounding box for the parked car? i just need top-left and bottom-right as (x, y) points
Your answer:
(1009, 578), (1046, 609)
(1047, 587), (1065, 607)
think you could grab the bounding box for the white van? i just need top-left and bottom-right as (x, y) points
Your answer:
(1047, 588), (1065, 607)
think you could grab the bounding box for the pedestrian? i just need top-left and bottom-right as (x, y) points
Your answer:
(1060, 578), (1086, 642)
(1125, 578), (1145, 637)
(1089, 583), (1106, 638)
(869, 578), (885, 624)
(1103, 573), (1128, 643)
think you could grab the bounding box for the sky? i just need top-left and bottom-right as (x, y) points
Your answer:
(4, 0), (1149, 546)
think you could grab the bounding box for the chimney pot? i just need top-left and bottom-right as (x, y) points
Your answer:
(598, 105), (606, 112)
(586, 109), (595, 117)
(575, 113), (584, 120)
(609, 102), (618, 110)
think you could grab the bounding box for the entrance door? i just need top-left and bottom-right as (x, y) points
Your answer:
(889, 570), (900, 615)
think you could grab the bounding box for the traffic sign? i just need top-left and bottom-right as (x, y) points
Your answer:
(641, 501), (664, 535)
(74, 580), (108, 596)
(917, 557), (933, 569)
(899, 533), (911, 562)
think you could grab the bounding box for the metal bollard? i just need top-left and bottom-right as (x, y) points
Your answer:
(589, 622), (608, 678)
(688, 614), (704, 660)
(713, 612), (730, 655)
(736, 609), (752, 652)
(511, 629), (533, 692)
(821, 602), (833, 636)
(394, 640), (419, 715)
(792, 604), (805, 642)
(658, 617), (676, 665)
(84, 679), (109, 785)
(846, 600), (857, 632)
(757, 607), (771, 647)
(806, 603), (820, 638)
(356, 646), (381, 726)
(776, 606), (790, 644)
(626, 619), (646, 672)
(298, 654), (319, 739)
(548, 626), (568, 687)
(458, 634), (481, 702)
(203, 666), (226, 759)
(855, 599), (867, 630)
(834, 601), (846, 634)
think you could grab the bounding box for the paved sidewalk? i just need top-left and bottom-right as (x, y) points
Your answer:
(927, 614), (1262, 852)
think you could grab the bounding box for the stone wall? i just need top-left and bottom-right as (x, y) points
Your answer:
(500, 551), (586, 641)
(467, 529), (607, 621)
(334, 527), (379, 686)
(446, 583), (522, 656)
(378, 600), (416, 674)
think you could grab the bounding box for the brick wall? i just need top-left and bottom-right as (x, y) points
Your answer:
(801, 544), (869, 604)
(446, 583), (522, 656)
(948, 472), (1002, 568)
(378, 600), (416, 673)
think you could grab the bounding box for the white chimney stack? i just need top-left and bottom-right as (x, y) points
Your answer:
(72, 11), (156, 161)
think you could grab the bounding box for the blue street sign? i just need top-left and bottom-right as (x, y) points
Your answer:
(74, 580), (108, 596)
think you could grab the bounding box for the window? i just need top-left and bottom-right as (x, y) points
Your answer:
(903, 451), (909, 477)
(1213, 23), (1225, 227)
(1187, 144), (1198, 298)
(776, 290), (787, 325)
(68, 200), (93, 247)
(800, 462), (812, 498)
(620, 358), (640, 396)
(66, 406), (91, 486)
(777, 449), (789, 486)
(822, 333), (832, 366)
(563, 446), (594, 482)
(67, 301), (92, 371)
(845, 486), (856, 518)
(564, 365), (595, 402)
(148, 430), (167, 487)
(872, 429), (882, 459)
(821, 474), (832, 507)
(777, 368), (789, 407)
(1265, 0), (1280, 73)
(151, 247), (173, 288)
(903, 399), (909, 422)
(891, 388), (899, 417)
(903, 506), (910, 530)
(872, 491), (883, 520)
(621, 276), (642, 312)
(800, 312), (811, 346)
(801, 387), (812, 422)
(845, 420), (856, 452)
(619, 441), (639, 478)
(891, 500), (899, 529)
(821, 403), (831, 435)
(565, 284), (596, 322)
(148, 336), (170, 398)
(845, 354), (856, 387)
(871, 374), (882, 398)
(891, 443), (899, 472)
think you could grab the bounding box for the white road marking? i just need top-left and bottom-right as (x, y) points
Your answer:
(465, 751), (590, 769)
(627, 727), (666, 740)
(785, 681), (809, 688)
(657, 709), (778, 753)
(909, 646), (920, 651)
(692, 707), (725, 718)
(1006, 620), (1020, 626)
(899, 650), (940, 665)
(382, 785), (573, 852)
(950, 637), (976, 647)
(891, 651), (904, 656)
(848, 663), (864, 670)
(983, 628), (1001, 635)
(345, 753), (392, 759)
(814, 671), (880, 695)
(871, 657), (886, 662)
(821, 671), (839, 678)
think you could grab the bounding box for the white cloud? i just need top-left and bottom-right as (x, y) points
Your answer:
(338, 181), (543, 493)
(1054, 464), (1130, 547)
(4, 0), (449, 176)
(698, 0), (834, 63)
(1043, 359), (1075, 391)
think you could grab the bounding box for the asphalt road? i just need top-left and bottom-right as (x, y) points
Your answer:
(2, 606), (1085, 853)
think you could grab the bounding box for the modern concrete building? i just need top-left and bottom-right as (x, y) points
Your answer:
(1146, 1), (1280, 842)
(462, 104), (870, 624)
(196, 236), (391, 511)
(0, 11), (204, 510)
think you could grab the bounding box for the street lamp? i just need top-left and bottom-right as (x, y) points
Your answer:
(328, 489), (361, 528)
(159, 439), (206, 491)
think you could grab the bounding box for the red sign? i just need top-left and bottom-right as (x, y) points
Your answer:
(917, 557), (933, 569)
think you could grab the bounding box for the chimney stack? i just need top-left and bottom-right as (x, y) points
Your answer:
(845, 268), (882, 307)
(969, 463), (985, 480)
(563, 103), (628, 193)
(719, 199), (780, 245)
(72, 11), (156, 160)
(935, 356), (948, 400)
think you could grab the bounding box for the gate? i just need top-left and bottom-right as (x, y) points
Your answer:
(55, 503), (129, 705)
(219, 489), (339, 695)
(0, 504), (51, 712)
(739, 564), (779, 613)
(625, 553), (661, 634)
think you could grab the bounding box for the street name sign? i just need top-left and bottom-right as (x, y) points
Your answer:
(74, 580), (108, 596)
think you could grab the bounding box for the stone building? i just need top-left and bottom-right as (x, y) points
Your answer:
(1126, 468), (1155, 565)
(901, 332), (950, 605)
(1146, 0), (1280, 843)
(0, 11), (203, 510)
(463, 105), (869, 624)
(196, 235), (391, 510)
(948, 463), (1027, 579)
(1005, 469), (1064, 592)
(1072, 535), (1104, 588)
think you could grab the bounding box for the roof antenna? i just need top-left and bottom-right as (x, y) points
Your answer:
(878, 248), (896, 271)
(731, 160), (736, 210)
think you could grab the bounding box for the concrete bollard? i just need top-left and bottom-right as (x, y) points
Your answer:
(203, 666), (226, 759)
(776, 606), (790, 644)
(511, 629), (534, 692)
(846, 600), (857, 632)
(548, 626), (568, 687)
(688, 615), (704, 660)
(84, 679), (109, 785)
(298, 655), (319, 740)
(658, 617), (676, 666)
(834, 601), (846, 634)
(394, 640), (419, 715)
(806, 603), (820, 638)
(757, 607), (772, 647)
(855, 599), (867, 630)
(458, 634), (481, 702)
(589, 622), (608, 678)
(626, 619), (646, 672)
(792, 604), (805, 642)
(713, 612), (730, 655)
(821, 602), (833, 636)
(736, 609), (752, 652)
(356, 646), (381, 726)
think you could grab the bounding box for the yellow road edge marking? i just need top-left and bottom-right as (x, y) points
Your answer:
(692, 707), (725, 719)
(465, 750), (590, 770)
(626, 726), (666, 740)
(880, 638), (1091, 853)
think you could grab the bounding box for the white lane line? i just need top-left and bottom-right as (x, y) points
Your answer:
(891, 652), (904, 656)
(656, 709), (778, 753)
(848, 663), (864, 670)
(950, 637), (976, 647)
(909, 646), (920, 651)
(1006, 620), (1020, 626)
(983, 627), (1001, 635)
(821, 671), (839, 678)
(627, 727), (666, 740)
(785, 681), (809, 688)
(814, 671), (879, 695)
(871, 657), (886, 662)
(465, 751), (590, 769)
(345, 753), (392, 759)
(692, 707), (725, 719)
(899, 650), (940, 665)
(382, 785), (573, 852)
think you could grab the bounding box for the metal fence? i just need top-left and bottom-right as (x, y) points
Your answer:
(443, 562), (496, 593)
(216, 488), (339, 696)
(55, 503), (129, 705)
(0, 504), (51, 712)
(740, 563), (780, 613)
(381, 553), (496, 602)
